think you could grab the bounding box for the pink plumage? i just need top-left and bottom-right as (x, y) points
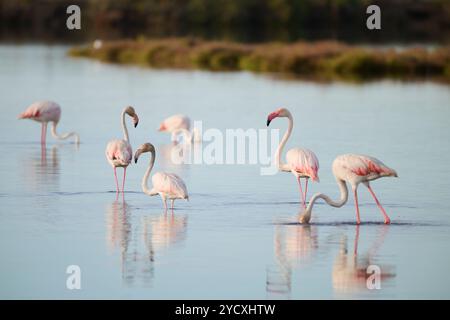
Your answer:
(134, 143), (189, 209)
(106, 140), (132, 167)
(299, 154), (397, 225)
(159, 114), (194, 142)
(18, 101), (78, 144)
(267, 107), (320, 208)
(152, 172), (189, 200)
(159, 114), (190, 132)
(334, 154), (397, 182)
(286, 147), (320, 182)
(18, 101), (61, 123)
(105, 106), (139, 193)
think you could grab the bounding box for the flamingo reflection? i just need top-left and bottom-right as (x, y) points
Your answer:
(332, 225), (396, 296)
(143, 211), (188, 253)
(21, 144), (60, 193)
(106, 201), (187, 287)
(106, 199), (154, 287)
(266, 224), (318, 298)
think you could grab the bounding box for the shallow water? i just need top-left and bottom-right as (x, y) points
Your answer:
(0, 45), (450, 299)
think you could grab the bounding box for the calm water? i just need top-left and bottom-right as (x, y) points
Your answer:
(0, 45), (450, 299)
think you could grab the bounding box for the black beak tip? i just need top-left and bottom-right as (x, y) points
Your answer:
(134, 122), (138, 128)
(266, 119), (271, 127)
(134, 158), (137, 164)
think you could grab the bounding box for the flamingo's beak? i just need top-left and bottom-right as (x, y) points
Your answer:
(133, 115), (139, 128)
(266, 112), (278, 127)
(134, 149), (142, 164)
(158, 123), (166, 131)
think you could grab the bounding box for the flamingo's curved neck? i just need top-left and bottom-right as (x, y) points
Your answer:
(300, 179), (348, 223)
(121, 110), (130, 142)
(142, 150), (156, 196)
(50, 122), (80, 144)
(275, 112), (293, 170)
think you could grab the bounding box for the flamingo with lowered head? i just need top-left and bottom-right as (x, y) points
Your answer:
(266, 107), (319, 207)
(134, 143), (189, 210)
(158, 114), (200, 143)
(18, 101), (80, 145)
(105, 106), (139, 193)
(299, 154), (398, 225)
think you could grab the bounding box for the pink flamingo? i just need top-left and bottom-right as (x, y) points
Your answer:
(158, 114), (200, 143)
(266, 108), (319, 207)
(299, 154), (398, 224)
(134, 143), (189, 210)
(18, 101), (79, 145)
(105, 106), (139, 193)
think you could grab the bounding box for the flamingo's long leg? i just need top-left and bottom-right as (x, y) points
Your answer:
(353, 187), (361, 225)
(161, 195), (167, 210)
(354, 224), (360, 255)
(297, 176), (306, 208)
(122, 167), (127, 193)
(366, 184), (391, 224)
(171, 199), (174, 210)
(41, 122), (47, 145)
(113, 167), (119, 193)
(304, 178), (309, 206)
(41, 123), (44, 145)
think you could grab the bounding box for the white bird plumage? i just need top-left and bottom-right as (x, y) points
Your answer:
(267, 107), (319, 207)
(18, 100), (80, 144)
(134, 143), (189, 209)
(105, 106), (139, 193)
(300, 154), (398, 224)
(158, 114), (201, 143)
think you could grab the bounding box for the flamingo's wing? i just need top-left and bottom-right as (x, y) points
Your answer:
(286, 148), (320, 181)
(152, 172), (188, 199)
(160, 114), (190, 132)
(339, 154), (397, 178)
(106, 140), (132, 165)
(18, 101), (61, 122)
(150, 215), (187, 250)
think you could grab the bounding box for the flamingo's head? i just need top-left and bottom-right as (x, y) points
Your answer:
(134, 142), (155, 163)
(125, 106), (139, 128)
(299, 208), (312, 224)
(266, 107), (290, 126)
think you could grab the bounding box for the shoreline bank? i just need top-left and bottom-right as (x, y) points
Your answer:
(69, 38), (450, 82)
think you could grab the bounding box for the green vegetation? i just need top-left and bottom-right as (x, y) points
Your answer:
(69, 39), (450, 81)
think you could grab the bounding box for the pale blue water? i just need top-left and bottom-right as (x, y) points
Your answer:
(0, 45), (449, 299)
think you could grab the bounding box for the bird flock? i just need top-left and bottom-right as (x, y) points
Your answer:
(18, 101), (398, 224)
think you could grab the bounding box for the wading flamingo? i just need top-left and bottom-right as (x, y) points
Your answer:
(171, 127), (201, 144)
(134, 143), (189, 209)
(299, 154), (398, 225)
(105, 106), (139, 193)
(18, 101), (79, 145)
(266, 108), (319, 207)
(158, 114), (200, 143)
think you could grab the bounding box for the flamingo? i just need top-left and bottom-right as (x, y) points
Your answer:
(299, 154), (398, 225)
(105, 106), (139, 193)
(266, 107), (320, 207)
(18, 101), (80, 145)
(171, 127), (201, 144)
(332, 225), (395, 295)
(134, 143), (189, 209)
(158, 114), (200, 143)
